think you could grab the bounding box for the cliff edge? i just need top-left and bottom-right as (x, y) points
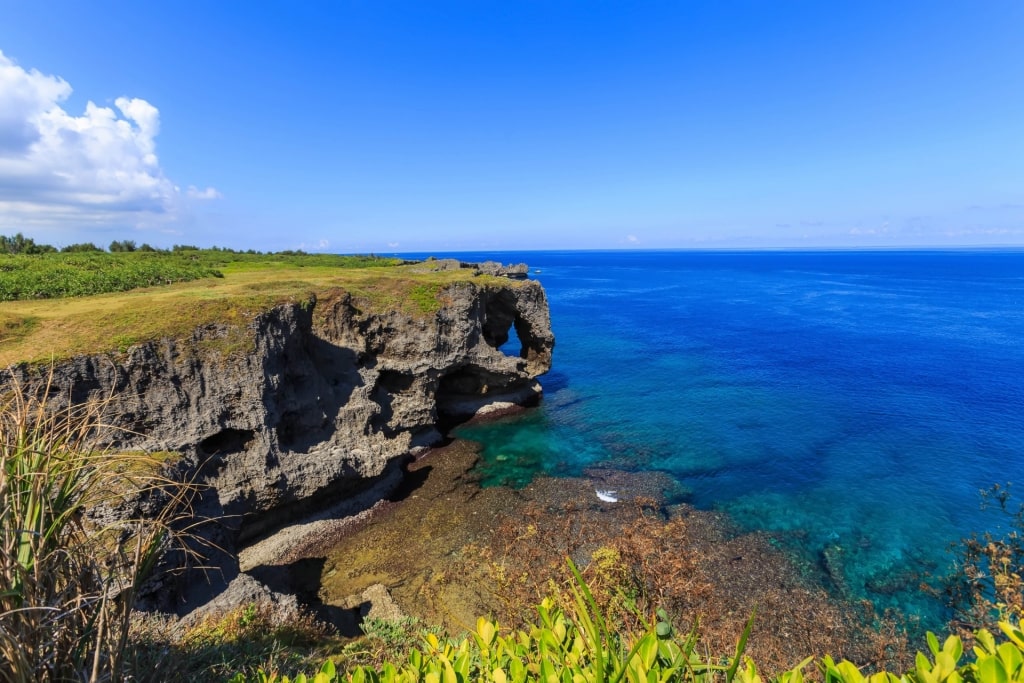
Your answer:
(3, 270), (553, 613)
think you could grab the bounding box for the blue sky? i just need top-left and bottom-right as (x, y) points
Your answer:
(1, 1), (1022, 252)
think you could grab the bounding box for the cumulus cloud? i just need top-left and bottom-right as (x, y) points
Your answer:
(0, 49), (217, 231)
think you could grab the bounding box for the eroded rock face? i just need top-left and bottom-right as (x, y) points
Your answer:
(3, 277), (553, 613)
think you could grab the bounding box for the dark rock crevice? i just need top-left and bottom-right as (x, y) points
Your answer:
(1, 275), (554, 616)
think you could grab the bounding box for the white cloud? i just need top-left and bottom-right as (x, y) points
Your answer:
(187, 185), (222, 200)
(0, 49), (218, 232)
(626, 234), (638, 243)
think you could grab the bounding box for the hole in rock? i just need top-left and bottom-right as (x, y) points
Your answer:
(375, 369), (416, 394)
(370, 370), (417, 437)
(437, 367), (489, 398)
(435, 365), (529, 433)
(200, 428), (254, 455)
(277, 411), (302, 448)
(500, 322), (522, 358)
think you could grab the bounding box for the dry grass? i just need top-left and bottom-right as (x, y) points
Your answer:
(0, 371), (199, 681)
(467, 499), (914, 677)
(131, 601), (337, 681)
(0, 264), (510, 366)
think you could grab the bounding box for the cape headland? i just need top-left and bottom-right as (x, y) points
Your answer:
(0, 255), (554, 616)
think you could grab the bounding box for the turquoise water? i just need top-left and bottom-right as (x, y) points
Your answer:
(407, 250), (1024, 623)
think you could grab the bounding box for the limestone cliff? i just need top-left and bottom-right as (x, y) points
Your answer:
(4, 275), (553, 612)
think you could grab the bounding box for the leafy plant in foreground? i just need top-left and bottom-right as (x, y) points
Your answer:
(0, 371), (197, 681)
(224, 554), (1024, 683)
(228, 612), (1024, 683)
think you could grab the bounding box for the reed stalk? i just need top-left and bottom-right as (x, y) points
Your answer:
(0, 370), (196, 682)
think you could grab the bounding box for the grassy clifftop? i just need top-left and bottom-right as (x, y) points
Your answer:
(0, 250), (505, 366)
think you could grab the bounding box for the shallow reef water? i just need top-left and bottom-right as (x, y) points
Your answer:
(317, 440), (685, 628)
(440, 249), (1024, 628)
(318, 440), (888, 669)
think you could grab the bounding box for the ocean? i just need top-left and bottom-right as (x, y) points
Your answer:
(402, 249), (1024, 624)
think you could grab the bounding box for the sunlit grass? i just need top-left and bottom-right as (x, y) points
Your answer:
(0, 263), (510, 366)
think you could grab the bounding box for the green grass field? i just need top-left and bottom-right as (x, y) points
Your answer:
(0, 251), (501, 366)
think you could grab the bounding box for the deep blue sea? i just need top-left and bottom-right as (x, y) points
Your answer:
(404, 249), (1024, 624)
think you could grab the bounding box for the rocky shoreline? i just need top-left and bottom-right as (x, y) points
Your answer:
(1, 262), (555, 621)
(227, 431), (900, 671)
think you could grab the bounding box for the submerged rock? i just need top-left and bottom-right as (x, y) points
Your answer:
(822, 544), (849, 596)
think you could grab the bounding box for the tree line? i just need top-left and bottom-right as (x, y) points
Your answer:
(0, 232), (277, 255)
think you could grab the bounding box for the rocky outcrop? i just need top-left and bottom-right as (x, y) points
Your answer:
(3, 276), (553, 613)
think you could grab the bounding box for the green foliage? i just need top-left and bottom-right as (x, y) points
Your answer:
(223, 561), (1024, 683)
(0, 249), (402, 302)
(0, 251), (223, 300)
(0, 232), (56, 255)
(408, 284), (443, 313)
(109, 239), (138, 252)
(60, 241), (103, 253)
(339, 617), (445, 672)
(226, 613), (1024, 683)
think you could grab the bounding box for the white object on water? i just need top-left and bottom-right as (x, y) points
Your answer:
(595, 489), (618, 503)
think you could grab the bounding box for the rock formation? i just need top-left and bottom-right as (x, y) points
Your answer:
(3, 275), (554, 614)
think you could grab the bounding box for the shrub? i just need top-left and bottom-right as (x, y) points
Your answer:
(0, 372), (197, 681)
(224, 561), (1024, 683)
(109, 240), (137, 253)
(61, 243), (103, 253)
(0, 233), (55, 255)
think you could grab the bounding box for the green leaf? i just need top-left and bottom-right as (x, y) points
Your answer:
(1000, 623), (1024, 652)
(977, 656), (1009, 683)
(478, 618), (497, 646)
(944, 635), (964, 663)
(509, 657), (526, 683)
(970, 630), (995, 655)
(725, 610), (757, 683)
(839, 661), (867, 683)
(997, 642), (1024, 675)
(637, 633), (659, 669)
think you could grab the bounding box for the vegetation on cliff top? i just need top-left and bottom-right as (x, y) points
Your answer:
(0, 238), (517, 365)
(0, 235), (403, 303)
